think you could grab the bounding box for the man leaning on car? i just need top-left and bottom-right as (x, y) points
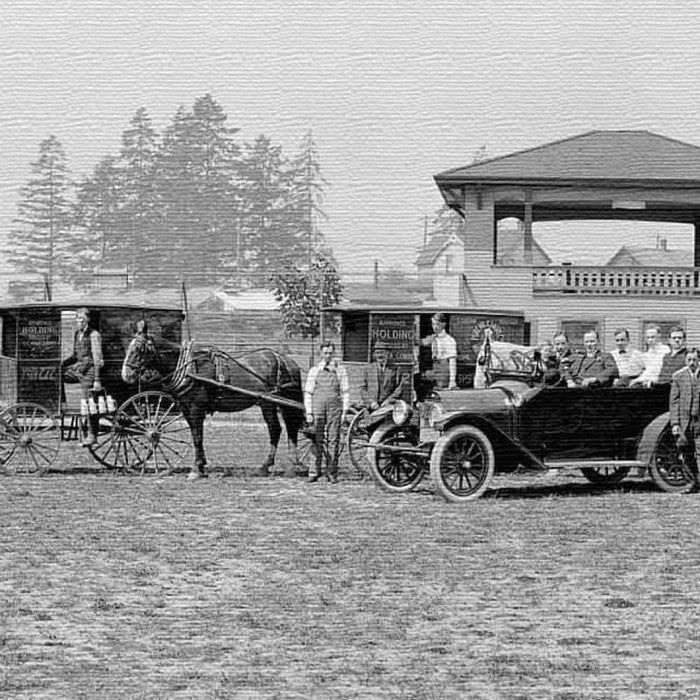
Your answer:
(566, 330), (618, 388)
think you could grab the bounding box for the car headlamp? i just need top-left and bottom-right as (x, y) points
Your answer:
(427, 403), (444, 428)
(392, 400), (411, 426)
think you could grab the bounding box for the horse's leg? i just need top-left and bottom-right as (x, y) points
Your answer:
(181, 399), (208, 480)
(251, 403), (282, 476)
(281, 405), (306, 477)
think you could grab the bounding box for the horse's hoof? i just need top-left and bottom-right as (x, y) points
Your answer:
(250, 466), (270, 477)
(187, 471), (207, 481)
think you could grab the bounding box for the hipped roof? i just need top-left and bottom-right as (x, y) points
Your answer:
(435, 131), (700, 186)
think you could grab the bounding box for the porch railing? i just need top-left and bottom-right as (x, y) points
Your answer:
(532, 266), (700, 295)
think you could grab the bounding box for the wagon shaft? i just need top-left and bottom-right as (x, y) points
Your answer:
(186, 372), (305, 411)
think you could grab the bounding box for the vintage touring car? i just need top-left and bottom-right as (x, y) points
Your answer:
(365, 343), (693, 503)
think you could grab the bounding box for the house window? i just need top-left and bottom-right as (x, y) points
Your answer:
(445, 255), (453, 274)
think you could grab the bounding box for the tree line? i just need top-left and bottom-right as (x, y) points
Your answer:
(8, 94), (333, 293)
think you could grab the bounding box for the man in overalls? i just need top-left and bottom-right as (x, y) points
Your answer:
(304, 341), (349, 483)
(62, 307), (104, 446)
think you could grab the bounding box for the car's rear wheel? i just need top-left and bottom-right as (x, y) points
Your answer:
(367, 422), (424, 493)
(580, 465), (630, 485)
(430, 424), (495, 503)
(650, 427), (696, 494)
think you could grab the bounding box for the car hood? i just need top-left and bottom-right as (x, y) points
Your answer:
(431, 380), (538, 414)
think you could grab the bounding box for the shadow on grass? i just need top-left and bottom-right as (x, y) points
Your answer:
(483, 478), (661, 501)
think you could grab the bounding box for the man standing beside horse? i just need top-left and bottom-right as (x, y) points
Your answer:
(304, 341), (350, 483)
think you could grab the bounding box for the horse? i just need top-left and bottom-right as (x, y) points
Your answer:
(120, 332), (306, 479)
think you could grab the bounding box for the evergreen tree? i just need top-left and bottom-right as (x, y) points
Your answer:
(119, 107), (160, 282)
(7, 136), (73, 298)
(287, 129), (329, 257)
(238, 134), (301, 274)
(69, 155), (122, 286)
(153, 95), (240, 286)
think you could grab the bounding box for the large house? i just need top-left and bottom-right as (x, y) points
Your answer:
(433, 130), (700, 350)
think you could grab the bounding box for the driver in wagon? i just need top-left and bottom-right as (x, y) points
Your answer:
(61, 307), (104, 446)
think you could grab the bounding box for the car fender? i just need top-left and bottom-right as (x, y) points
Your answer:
(636, 411), (671, 466)
(436, 412), (546, 471)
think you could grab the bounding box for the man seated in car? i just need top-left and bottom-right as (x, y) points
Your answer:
(566, 330), (618, 388)
(656, 325), (688, 385)
(544, 331), (577, 386)
(611, 327), (644, 387)
(629, 324), (670, 388)
(360, 339), (407, 411)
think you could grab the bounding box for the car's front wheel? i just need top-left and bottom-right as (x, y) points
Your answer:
(430, 424), (495, 503)
(367, 422), (425, 493)
(650, 427), (696, 494)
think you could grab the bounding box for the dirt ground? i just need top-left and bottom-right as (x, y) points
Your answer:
(2, 420), (700, 699)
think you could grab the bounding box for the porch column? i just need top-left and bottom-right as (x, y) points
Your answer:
(523, 199), (533, 265)
(695, 219), (700, 267)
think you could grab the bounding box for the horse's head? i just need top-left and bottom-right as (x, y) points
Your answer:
(121, 334), (162, 385)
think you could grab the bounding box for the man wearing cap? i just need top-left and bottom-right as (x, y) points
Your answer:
(304, 341), (350, 483)
(360, 340), (408, 411)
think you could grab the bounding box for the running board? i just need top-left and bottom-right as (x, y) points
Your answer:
(544, 460), (646, 470)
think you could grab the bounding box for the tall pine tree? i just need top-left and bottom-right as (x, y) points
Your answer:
(8, 136), (73, 298)
(119, 107), (160, 283)
(287, 129), (329, 258)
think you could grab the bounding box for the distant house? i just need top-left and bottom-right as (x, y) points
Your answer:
(414, 232), (465, 305)
(605, 240), (691, 267)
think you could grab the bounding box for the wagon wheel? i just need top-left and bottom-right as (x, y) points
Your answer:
(0, 402), (60, 475)
(580, 465), (630, 485)
(86, 414), (134, 471)
(430, 424), (495, 503)
(345, 406), (371, 479)
(650, 426), (696, 494)
(367, 422), (425, 493)
(113, 391), (192, 475)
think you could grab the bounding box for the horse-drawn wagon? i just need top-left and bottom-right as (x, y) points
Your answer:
(0, 301), (190, 475)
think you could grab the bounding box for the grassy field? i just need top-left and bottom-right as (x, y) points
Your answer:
(2, 420), (700, 698)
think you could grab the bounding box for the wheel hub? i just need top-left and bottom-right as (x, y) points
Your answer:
(19, 435), (32, 447)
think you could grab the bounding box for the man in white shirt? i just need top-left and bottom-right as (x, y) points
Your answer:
(303, 342), (350, 483)
(611, 327), (645, 387)
(630, 324), (670, 388)
(421, 313), (458, 390)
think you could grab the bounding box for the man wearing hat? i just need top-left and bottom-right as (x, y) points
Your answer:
(670, 347), (700, 487)
(360, 340), (408, 411)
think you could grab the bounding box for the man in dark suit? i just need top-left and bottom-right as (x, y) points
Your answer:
(360, 340), (407, 411)
(669, 348), (700, 486)
(657, 325), (687, 385)
(566, 330), (618, 388)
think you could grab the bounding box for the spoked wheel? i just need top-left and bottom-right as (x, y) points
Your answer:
(430, 424), (495, 503)
(87, 414), (132, 471)
(367, 422), (425, 493)
(0, 402), (60, 475)
(345, 407), (371, 479)
(650, 427), (696, 494)
(580, 465), (630, 485)
(113, 391), (192, 475)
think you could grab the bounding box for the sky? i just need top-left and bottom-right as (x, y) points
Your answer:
(2, 0), (700, 279)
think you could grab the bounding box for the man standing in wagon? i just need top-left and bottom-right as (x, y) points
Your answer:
(62, 307), (104, 446)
